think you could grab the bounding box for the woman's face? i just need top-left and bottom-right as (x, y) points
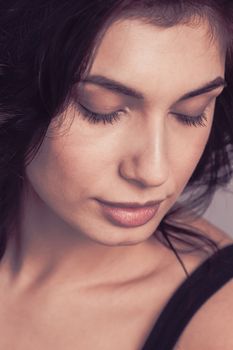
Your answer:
(25, 19), (226, 246)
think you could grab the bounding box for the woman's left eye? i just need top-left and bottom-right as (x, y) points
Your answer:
(173, 112), (208, 127)
(77, 103), (123, 124)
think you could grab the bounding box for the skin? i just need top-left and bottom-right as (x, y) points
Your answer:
(0, 18), (232, 349)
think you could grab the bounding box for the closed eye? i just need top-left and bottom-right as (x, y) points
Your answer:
(77, 102), (208, 128)
(77, 103), (123, 124)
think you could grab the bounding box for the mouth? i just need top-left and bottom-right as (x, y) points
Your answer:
(96, 199), (163, 228)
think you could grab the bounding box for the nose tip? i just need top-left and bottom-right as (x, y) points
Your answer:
(119, 154), (170, 188)
(119, 116), (171, 189)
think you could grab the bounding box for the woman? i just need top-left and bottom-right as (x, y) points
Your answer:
(0, 0), (233, 349)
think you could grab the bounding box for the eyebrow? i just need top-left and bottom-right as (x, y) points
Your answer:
(81, 75), (144, 99)
(81, 75), (227, 101)
(177, 77), (227, 101)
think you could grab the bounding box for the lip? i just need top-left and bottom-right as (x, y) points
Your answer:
(97, 199), (163, 208)
(97, 199), (162, 228)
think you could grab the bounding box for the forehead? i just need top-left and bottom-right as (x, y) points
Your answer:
(89, 19), (225, 103)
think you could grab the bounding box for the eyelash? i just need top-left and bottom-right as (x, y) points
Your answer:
(173, 112), (207, 127)
(77, 103), (207, 128)
(78, 104), (122, 125)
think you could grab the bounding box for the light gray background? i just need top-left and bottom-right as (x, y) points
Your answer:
(204, 180), (233, 236)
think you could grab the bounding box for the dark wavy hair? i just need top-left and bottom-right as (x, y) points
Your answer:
(0, 0), (233, 269)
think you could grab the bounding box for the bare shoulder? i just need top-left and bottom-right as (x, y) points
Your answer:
(176, 217), (233, 350)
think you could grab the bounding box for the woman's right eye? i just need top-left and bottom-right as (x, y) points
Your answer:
(77, 103), (123, 125)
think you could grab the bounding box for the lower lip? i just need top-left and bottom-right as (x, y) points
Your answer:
(98, 202), (160, 228)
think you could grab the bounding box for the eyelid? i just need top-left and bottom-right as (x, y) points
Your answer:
(172, 112), (204, 120)
(76, 87), (127, 109)
(78, 100), (127, 115)
(172, 92), (220, 111)
(172, 110), (206, 118)
(171, 98), (215, 118)
(78, 102), (126, 119)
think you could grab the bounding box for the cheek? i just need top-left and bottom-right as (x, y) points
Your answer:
(170, 124), (212, 195)
(25, 127), (116, 206)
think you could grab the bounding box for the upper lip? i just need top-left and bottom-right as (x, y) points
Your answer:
(97, 198), (164, 208)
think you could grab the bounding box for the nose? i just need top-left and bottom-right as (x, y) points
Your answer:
(119, 115), (170, 188)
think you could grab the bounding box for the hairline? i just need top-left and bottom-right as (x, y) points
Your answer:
(83, 4), (229, 81)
